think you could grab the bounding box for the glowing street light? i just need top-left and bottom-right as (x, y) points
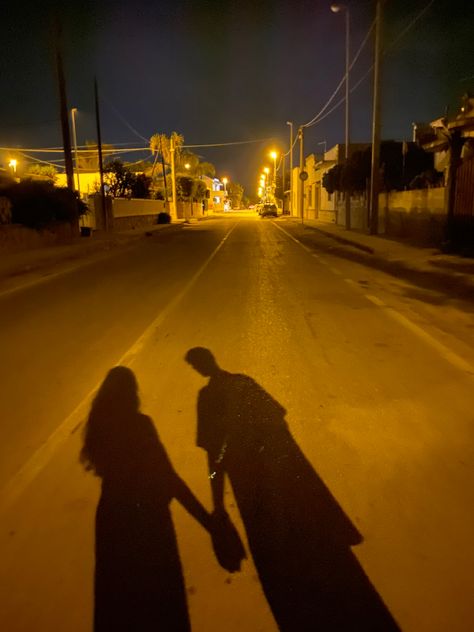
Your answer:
(8, 159), (17, 173)
(269, 150), (278, 191)
(222, 176), (228, 192)
(184, 163), (191, 170)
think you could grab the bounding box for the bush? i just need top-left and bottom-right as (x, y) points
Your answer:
(0, 181), (86, 229)
(157, 212), (171, 224)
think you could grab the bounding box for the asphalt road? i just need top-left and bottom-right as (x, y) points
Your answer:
(1, 215), (473, 631)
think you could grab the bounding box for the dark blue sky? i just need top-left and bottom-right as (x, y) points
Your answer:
(1, 0), (473, 192)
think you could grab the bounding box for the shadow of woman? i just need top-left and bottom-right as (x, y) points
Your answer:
(81, 366), (212, 632)
(185, 348), (401, 632)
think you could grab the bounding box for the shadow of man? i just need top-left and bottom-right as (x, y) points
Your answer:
(81, 366), (212, 632)
(185, 347), (401, 632)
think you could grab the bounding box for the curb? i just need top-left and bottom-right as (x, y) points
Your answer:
(300, 223), (375, 255)
(0, 222), (184, 288)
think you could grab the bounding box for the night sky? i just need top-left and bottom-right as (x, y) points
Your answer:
(1, 0), (473, 193)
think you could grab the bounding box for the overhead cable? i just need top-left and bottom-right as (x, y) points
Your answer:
(303, 0), (436, 131)
(302, 20), (375, 129)
(183, 137), (274, 148)
(102, 97), (150, 143)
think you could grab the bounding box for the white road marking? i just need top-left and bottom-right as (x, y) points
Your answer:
(0, 223), (238, 513)
(365, 294), (474, 375)
(329, 267), (342, 275)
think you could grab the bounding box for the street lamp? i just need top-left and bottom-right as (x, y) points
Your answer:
(184, 163), (191, 170)
(222, 177), (228, 193)
(71, 108), (80, 196)
(8, 158), (17, 174)
(331, 2), (351, 229)
(286, 121), (293, 214)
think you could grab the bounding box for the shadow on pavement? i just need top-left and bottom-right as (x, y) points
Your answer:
(186, 347), (401, 632)
(80, 366), (212, 632)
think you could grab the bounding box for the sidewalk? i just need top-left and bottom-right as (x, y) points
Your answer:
(0, 222), (184, 296)
(286, 219), (474, 299)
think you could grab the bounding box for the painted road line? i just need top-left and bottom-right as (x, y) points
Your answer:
(365, 294), (474, 375)
(272, 221), (311, 252)
(329, 267), (342, 275)
(344, 278), (358, 287)
(0, 222), (239, 514)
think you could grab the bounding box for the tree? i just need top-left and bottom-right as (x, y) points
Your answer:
(192, 179), (208, 201)
(26, 164), (57, 182)
(195, 161), (216, 178)
(130, 173), (152, 199)
(77, 140), (115, 171)
(227, 182), (244, 208)
(104, 160), (136, 197)
(150, 132), (184, 168)
(176, 175), (194, 201)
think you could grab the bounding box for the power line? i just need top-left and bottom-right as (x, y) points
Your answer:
(385, 0), (435, 53)
(16, 152), (66, 170)
(303, 0), (436, 131)
(102, 97), (150, 143)
(183, 137), (274, 148)
(302, 20), (375, 129)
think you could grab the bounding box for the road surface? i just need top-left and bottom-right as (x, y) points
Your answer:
(1, 215), (473, 631)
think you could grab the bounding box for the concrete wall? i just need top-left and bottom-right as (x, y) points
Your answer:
(112, 198), (166, 217)
(380, 187), (446, 244)
(176, 201), (204, 219)
(336, 194), (369, 231)
(0, 222), (78, 253)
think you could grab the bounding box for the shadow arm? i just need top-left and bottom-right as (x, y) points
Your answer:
(173, 475), (213, 531)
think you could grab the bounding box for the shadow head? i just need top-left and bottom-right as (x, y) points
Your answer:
(185, 347), (220, 377)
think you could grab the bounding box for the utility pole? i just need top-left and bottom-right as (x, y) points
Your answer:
(369, 0), (383, 234)
(55, 36), (74, 191)
(71, 108), (80, 197)
(286, 121), (293, 215)
(159, 136), (168, 210)
(299, 126), (305, 224)
(170, 136), (178, 221)
(94, 78), (107, 231)
(344, 7), (351, 230)
(281, 152), (286, 213)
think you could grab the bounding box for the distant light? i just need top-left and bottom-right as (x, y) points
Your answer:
(263, 167), (270, 174)
(8, 159), (17, 172)
(270, 151), (278, 160)
(330, 3), (343, 13)
(222, 177), (228, 184)
(184, 163), (191, 170)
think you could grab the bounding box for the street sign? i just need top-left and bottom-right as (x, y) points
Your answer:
(299, 171), (308, 181)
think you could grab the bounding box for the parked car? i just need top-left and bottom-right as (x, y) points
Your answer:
(259, 203), (278, 218)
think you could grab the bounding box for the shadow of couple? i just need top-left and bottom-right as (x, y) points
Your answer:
(81, 347), (400, 631)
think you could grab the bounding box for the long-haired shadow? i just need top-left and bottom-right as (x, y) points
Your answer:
(185, 348), (401, 631)
(81, 366), (211, 632)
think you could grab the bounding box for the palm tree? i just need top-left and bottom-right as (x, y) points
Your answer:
(149, 132), (184, 203)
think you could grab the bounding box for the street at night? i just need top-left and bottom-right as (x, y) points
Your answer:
(1, 215), (473, 631)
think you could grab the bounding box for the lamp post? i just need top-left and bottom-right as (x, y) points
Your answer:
(270, 151), (278, 198)
(71, 107), (80, 197)
(286, 121), (293, 214)
(369, 0), (383, 235)
(331, 3), (351, 230)
(263, 167), (270, 202)
(8, 159), (17, 174)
